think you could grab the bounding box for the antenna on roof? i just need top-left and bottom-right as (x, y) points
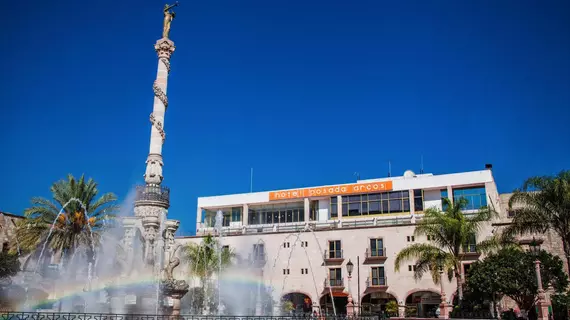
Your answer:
(388, 161), (392, 177)
(420, 155), (424, 174)
(250, 168), (253, 193)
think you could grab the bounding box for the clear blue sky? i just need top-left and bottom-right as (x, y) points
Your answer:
(2, 0), (569, 235)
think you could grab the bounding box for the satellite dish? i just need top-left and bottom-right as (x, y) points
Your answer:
(403, 170), (416, 178)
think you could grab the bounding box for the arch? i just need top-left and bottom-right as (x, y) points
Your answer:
(404, 289), (442, 318)
(282, 291), (314, 314)
(319, 291), (349, 315)
(361, 291), (398, 316)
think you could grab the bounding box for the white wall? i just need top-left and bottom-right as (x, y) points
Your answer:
(423, 189), (443, 211)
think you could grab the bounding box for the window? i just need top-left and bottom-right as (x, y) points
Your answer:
(414, 189), (424, 211)
(283, 242), (290, 248)
(301, 241), (308, 247)
(369, 238), (384, 256)
(408, 265), (417, 272)
(331, 197), (338, 218)
(453, 186), (488, 210)
(463, 264), (472, 278)
(301, 268), (308, 274)
(248, 202), (305, 225)
(340, 191), (412, 217)
(328, 240), (342, 259)
(371, 267), (386, 286)
(463, 234), (477, 253)
(329, 268), (342, 286)
(283, 269), (290, 275)
(441, 189), (449, 211)
(407, 236), (415, 242)
(253, 243), (265, 261)
(203, 207), (242, 227)
(310, 200), (319, 221)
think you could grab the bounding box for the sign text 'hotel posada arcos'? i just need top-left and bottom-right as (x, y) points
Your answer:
(269, 181), (393, 201)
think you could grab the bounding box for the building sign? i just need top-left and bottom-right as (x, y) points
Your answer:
(269, 181), (393, 201)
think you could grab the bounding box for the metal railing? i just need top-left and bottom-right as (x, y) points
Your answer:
(134, 184), (170, 207)
(324, 277), (344, 287)
(0, 313), (379, 320)
(365, 276), (387, 287)
(365, 247), (386, 258)
(323, 249), (343, 260)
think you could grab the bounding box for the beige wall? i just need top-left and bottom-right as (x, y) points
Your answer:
(0, 212), (23, 253)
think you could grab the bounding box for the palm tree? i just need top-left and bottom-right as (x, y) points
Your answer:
(394, 197), (498, 301)
(182, 234), (235, 313)
(504, 170), (570, 271)
(16, 174), (118, 267)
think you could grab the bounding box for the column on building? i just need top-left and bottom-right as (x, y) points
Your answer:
(243, 204), (249, 226)
(337, 195), (343, 219)
(447, 186), (453, 204)
(409, 189), (415, 215)
(196, 207), (202, 231)
(304, 198), (310, 222)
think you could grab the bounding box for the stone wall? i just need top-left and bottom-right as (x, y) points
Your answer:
(0, 212), (25, 253)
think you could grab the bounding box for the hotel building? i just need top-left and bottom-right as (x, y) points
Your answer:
(175, 166), (559, 317)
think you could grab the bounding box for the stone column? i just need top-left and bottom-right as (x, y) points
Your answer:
(337, 195), (343, 219)
(164, 220), (180, 265)
(304, 198), (310, 222)
(409, 189), (415, 215)
(144, 38), (175, 186)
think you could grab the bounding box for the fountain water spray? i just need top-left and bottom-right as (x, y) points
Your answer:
(214, 210), (224, 315)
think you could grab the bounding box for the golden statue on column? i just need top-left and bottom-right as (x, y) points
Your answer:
(163, 2), (179, 39)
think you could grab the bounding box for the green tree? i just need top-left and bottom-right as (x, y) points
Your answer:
(0, 252), (20, 279)
(16, 174), (118, 266)
(465, 247), (568, 313)
(182, 234), (235, 313)
(394, 197), (500, 301)
(504, 170), (570, 270)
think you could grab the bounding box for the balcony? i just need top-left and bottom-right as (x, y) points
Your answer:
(363, 276), (388, 295)
(323, 249), (344, 265)
(134, 184), (170, 209)
(459, 244), (480, 260)
(363, 247), (387, 264)
(323, 277), (344, 290)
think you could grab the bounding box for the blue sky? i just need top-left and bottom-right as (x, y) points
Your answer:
(2, 0), (569, 235)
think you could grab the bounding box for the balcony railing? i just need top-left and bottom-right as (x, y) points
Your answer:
(463, 244), (477, 253)
(366, 276), (387, 287)
(323, 249), (344, 260)
(364, 247), (387, 264)
(135, 184), (170, 208)
(324, 277), (344, 288)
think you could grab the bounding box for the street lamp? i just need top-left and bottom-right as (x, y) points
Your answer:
(346, 260), (355, 317)
(530, 237), (550, 320)
(346, 259), (354, 278)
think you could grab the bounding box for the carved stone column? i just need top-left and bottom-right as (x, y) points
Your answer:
(163, 219), (180, 264)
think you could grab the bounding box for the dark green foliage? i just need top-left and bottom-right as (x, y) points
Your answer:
(0, 252), (20, 279)
(465, 248), (568, 312)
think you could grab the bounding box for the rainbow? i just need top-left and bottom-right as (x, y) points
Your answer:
(24, 271), (273, 309)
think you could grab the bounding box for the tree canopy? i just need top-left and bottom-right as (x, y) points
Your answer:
(0, 252), (20, 279)
(504, 170), (570, 269)
(465, 247), (568, 311)
(17, 174), (118, 262)
(394, 197), (498, 300)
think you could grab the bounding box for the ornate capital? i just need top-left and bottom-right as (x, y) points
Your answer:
(155, 38), (175, 59)
(134, 204), (164, 218)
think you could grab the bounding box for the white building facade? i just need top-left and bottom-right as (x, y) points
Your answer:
(176, 167), (504, 317)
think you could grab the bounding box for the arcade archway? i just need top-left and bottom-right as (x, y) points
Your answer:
(361, 292), (398, 316)
(320, 292), (348, 315)
(282, 292), (313, 314)
(405, 290), (441, 318)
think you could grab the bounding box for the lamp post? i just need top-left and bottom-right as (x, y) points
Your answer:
(346, 260), (355, 317)
(439, 266), (450, 319)
(529, 238), (551, 320)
